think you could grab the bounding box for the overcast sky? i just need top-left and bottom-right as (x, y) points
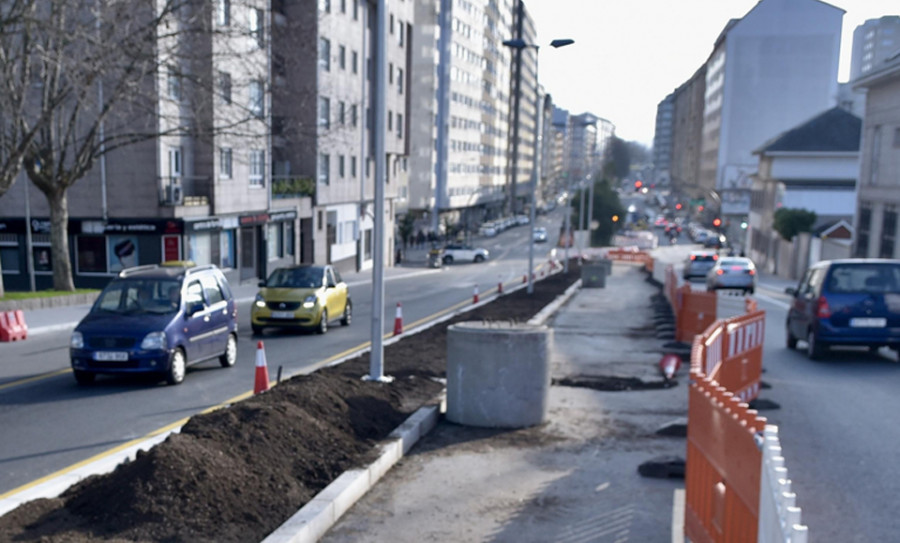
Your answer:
(526, 0), (899, 147)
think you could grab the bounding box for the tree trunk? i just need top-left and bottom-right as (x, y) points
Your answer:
(48, 188), (75, 291)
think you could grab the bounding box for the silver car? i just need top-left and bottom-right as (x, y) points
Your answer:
(683, 250), (718, 280)
(706, 257), (757, 294)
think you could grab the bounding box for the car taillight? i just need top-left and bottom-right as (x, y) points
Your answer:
(816, 296), (831, 318)
(690, 255), (696, 260)
(712, 254), (718, 260)
(716, 269), (724, 275)
(748, 269), (756, 275)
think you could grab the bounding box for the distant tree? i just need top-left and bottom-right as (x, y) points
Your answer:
(774, 208), (817, 241)
(397, 214), (415, 249)
(625, 141), (651, 167)
(603, 136), (631, 181)
(570, 175), (624, 247)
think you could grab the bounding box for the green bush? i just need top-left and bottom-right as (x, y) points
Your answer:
(273, 177), (315, 198)
(773, 208), (817, 241)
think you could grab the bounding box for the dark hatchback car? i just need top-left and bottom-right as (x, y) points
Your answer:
(70, 264), (238, 385)
(785, 259), (900, 359)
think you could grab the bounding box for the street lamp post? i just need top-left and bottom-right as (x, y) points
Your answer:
(503, 37), (573, 294)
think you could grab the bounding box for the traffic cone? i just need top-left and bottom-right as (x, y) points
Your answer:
(522, 274), (527, 284)
(658, 354), (682, 380)
(254, 341), (270, 394)
(498, 281), (503, 294)
(393, 302), (403, 336)
(473, 285), (479, 304)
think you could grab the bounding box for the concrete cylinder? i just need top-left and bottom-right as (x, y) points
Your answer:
(581, 262), (607, 288)
(446, 321), (550, 428)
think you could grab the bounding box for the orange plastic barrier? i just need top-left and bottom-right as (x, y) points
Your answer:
(0, 310), (28, 341)
(685, 375), (766, 543)
(676, 285), (717, 343)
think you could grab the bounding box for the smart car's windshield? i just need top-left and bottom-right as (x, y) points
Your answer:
(267, 267), (324, 288)
(93, 278), (182, 315)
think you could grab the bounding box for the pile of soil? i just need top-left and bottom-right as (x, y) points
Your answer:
(0, 267), (583, 543)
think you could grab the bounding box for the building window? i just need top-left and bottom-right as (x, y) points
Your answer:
(220, 148), (233, 179)
(168, 147), (183, 177)
(319, 153), (330, 185)
(318, 97), (330, 128)
(339, 155), (345, 178)
(389, 13), (394, 34)
(338, 101), (345, 124)
(218, 71), (231, 104)
(0, 236), (20, 274)
(398, 19), (404, 46)
(352, 50), (358, 74)
(869, 125), (882, 185)
(353, 0), (359, 20)
(249, 80), (264, 117)
(881, 206), (897, 258)
(398, 67), (403, 94)
(856, 204), (871, 257)
(249, 8), (264, 48)
(351, 104), (358, 127)
(216, 0), (230, 26)
(76, 236), (108, 274)
(250, 150), (264, 186)
(397, 113), (403, 138)
(339, 45), (346, 70)
(167, 65), (181, 101)
(319, 38), (330, 71)
(319, 0), (330, 13)
(388, 62), (393, 84)
(387, 110), (392, 131)
(351, 156), (357, 177)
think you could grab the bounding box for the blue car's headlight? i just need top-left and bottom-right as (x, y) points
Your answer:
(303, 295), (318, 308)
(70, 331), (83, 349)
(140, 331), (167, 350)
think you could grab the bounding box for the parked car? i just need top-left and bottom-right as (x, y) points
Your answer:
(704, 233), (727, 249)
(785, 258), (900, 359)
(251, 265), (351, 335)
(70, 264), (238, 386)
(683, 250), (718, 280)
(533, 226), (548, 243)
(478, 224), (498, 237)
(442, 244), (489, 264)
(706, 257), (757, 294)
(515, 214), (530, 226)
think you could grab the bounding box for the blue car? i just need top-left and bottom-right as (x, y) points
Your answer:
(70, 264), (238, 385)
(785, 259), (900, 359)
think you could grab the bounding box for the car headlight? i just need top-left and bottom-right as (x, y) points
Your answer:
(303, 295), (318, 308)
(140, 331), (167, 350)
(70, 331), (83, 349)
(254, 294), (266, 308)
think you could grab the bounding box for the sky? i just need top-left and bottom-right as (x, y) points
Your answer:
(527, 0), (899, 147)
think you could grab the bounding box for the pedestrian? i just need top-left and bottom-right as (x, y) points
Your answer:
(416, 230), (425, 249)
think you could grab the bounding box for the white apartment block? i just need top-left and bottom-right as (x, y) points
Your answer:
(699, 0), (842, 219)
(850, 16), (900, 82)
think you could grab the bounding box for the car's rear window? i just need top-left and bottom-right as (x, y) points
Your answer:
(693, 254), (716, 262)
(826, 264), (900, 293)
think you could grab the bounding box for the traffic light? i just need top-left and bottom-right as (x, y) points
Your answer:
(712, 217), (722, 228)
(697, 205), (704, 212)
(675, 203), (682, 210)
(612, 214), (619, 222)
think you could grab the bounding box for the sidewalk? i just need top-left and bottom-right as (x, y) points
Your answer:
(320, 262), (688, 542)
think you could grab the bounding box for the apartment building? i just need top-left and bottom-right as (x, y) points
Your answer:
(698, 0), (842, 226)
(408, 0), (516, 235)
(566, 113), (599, 185)
(669, 65), (706, 199)
(653, 93), (674, 186)
(850, 16), (900, 82)
(272, 0), (411, 273)
(852, 52), (900, 259)
(0, 0), (281, 291)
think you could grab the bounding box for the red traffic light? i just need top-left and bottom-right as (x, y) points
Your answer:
(634, 180), (642, 188)
(675, 203), (682, 210)
(712, 218), (722, 227)
(697, 205), (704, 212)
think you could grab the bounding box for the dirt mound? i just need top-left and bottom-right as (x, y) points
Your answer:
(0, 268), (582, 543)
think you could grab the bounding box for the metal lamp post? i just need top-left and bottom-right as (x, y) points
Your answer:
(503, 37), (573, 293)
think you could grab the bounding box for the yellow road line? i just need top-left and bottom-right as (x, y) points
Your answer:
(0, 368), (72, 392)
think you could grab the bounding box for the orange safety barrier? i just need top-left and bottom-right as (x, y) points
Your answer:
(685, 374), (766, 543)
(676, 284), (717, 343)
(606, 248), (654, 273)
(0, 310), (28, 341)
(664, 265), (678, 308)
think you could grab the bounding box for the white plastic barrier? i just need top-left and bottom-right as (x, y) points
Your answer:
(758, 425), (808, 543)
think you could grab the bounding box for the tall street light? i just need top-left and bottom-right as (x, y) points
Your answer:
(503, 37), (573, 294)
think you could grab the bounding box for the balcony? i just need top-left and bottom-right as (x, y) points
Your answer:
(159, 176), (210, 207)
(272, 176), (315, 200)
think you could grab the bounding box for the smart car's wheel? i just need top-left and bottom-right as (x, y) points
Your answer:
(73, 370), (95, 385)
(474, 254), (485, 263)
(251, 325), (263, 335)
(443, 255), (453, 264)
(749, 287), (755, 295)
(219, 333), (237, 368)
(318, 309), (328, 334)
(341, 301), (352, 326)
(166, 348), (186, 385)
(786, 326), (798, 350)
(806, 330), (826, 360)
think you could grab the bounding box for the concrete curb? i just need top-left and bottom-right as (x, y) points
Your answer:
(261, 400), (444, 543)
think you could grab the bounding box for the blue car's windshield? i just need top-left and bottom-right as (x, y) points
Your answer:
(93, 278), (182, 315)
(266, 267), (324, 288)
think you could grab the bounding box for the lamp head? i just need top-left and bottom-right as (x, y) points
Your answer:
(550, 39), (574, 48)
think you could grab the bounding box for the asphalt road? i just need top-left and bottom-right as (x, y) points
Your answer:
(0, 212), (564, 496)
